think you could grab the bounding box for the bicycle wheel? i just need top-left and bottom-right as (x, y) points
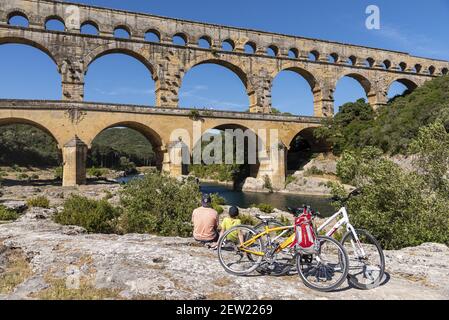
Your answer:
(254, 221), (295, 276)
(296, 236), (349, 292)
(217, 225), (264, 276)
(341, 229), (385, 290)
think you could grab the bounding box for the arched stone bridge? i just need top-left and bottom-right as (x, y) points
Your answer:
(0, 99), (323, 188)
(0, 0), (448, 187)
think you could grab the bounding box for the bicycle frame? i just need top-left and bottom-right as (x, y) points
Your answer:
(317, 207), (367, 257)
(239, 207), (368, 258)
(239, 225), (295, 256)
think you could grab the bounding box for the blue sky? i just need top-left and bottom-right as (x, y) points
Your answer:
(1, 0), (448, 115)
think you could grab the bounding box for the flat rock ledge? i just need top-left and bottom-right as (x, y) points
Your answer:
(0, 209), (448, 300)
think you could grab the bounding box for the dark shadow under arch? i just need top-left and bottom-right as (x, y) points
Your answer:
(287, 127), (329, 174)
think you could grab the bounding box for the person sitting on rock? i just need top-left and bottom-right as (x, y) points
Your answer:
(192, 194), (219, 245)
(210, 206), (242, 249)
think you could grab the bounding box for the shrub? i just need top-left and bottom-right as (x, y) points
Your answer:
(330, 126), (449, 250)
(285, 175), (296, 187)
(263, 175), (274, 193)
(304, 166), (325, 177)
(0, 206), (19, 221)
(239, 214), (258, 226)
(211, 194), (226, 215)
(87, 167), (108, 179)
(119, 173), (202, 237)
(16, 173), (29, 181)
(54, 167), (63, 181)
(251, 203), (274, 214)
(27, 196), (50, 209)
(53, 195), (121, 234)
(118, 157), (137, 175)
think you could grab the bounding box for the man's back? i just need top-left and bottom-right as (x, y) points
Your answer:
(192, 207), (218, 242)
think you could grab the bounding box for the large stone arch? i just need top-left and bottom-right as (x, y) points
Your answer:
(83, 43), (159, 81)
(272, 66), (321, 115)
(0, 117), (64, 148)
(336, 72), (373, 97)
(87, 121), (165, 171)
(387, 77), (419, 92)
(184, 56), (249, 85)
(182, 55), (252, 103)
(0, 35), (60, 66)
(196, 122), (262, 179)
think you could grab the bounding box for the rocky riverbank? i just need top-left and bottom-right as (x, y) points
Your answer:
(0, 206), (448, 300)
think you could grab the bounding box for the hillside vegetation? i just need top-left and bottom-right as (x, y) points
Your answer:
(315, 75), (449, 155)
(324, 75), (449, 250)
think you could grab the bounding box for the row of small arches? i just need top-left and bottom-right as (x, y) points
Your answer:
(5, 10), (449, 76)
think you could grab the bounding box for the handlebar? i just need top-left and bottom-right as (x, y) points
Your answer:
(286, 205), (323, 219)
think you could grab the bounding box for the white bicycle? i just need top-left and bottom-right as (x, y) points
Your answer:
(317, 189), (385, 290)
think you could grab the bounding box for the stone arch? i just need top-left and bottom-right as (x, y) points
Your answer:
(113, 24), (132, 38)
(173, 32), (188, 46)
(337, 72), (373, 97)
(267, 45), (279, 57)
(197, 35), (212, 48)
(6, 9), (29, 25)
(286, 126), (327, 173)
(244, 41), (257, 54)
(272, 66), (321, 115)
(442, 68), (448, 75)
(388, 77), (418, 92)
(144, 28), (161, 42)
(0, 117), (64, 148)
(87, 121), (165, 170)
(183, 57), (250, 93)
(84, 44), (159, 81)
(197, 123), (262, 179)
(222, 39), (235, 51)
(288, 48), (299, 59)
(44, 15), (66, 31)
(80, 20), (100, 34)
(0, 36), (60, 66)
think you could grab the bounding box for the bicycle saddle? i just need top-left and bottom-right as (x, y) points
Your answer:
(255, 215), (275, 221)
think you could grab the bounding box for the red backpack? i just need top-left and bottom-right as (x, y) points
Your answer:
(294, 208), (317, 251)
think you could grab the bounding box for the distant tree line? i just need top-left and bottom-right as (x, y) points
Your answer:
(0, 126), (155, 168)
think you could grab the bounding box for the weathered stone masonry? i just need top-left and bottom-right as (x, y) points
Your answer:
(0, 0), (448, 187)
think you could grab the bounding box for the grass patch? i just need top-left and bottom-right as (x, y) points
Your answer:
(0, 248), (32, 294)
(34, 277), (121, 300)
(27, 196), (50, 209)
(0, 206), (19, 221)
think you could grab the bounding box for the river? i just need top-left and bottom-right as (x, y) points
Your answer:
(116, 176), (335, 217)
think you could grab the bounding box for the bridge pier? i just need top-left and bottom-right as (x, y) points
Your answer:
(62, 136), (88, 187)
(257, 145), (287, 190)
(163, 141), (189, 177)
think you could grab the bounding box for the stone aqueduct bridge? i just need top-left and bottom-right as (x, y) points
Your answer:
(0, 0), (448, 187)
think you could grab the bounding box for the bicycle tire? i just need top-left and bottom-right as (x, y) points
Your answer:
(217, 225), (265, 276)
(296, 236), (349, 292)
(341, 229), (385, 290)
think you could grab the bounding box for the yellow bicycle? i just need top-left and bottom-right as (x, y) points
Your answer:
(217, 210), (350, 292)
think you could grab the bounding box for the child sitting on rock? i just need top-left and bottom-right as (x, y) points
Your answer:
(210, 206), (242, 249)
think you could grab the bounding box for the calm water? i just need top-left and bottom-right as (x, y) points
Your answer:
(116, 176), (335, 217)
(200, 182), (335, 217)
